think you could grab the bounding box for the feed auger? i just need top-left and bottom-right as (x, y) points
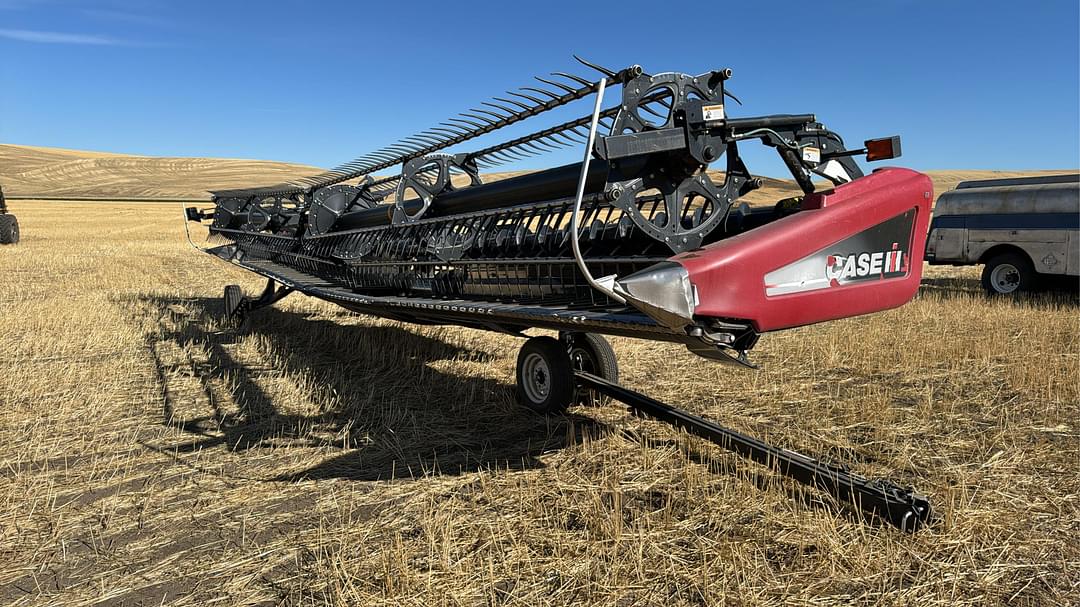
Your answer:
(186, 58), (933, 530)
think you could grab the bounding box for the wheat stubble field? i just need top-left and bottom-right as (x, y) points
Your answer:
(0, 152), (1078, 605)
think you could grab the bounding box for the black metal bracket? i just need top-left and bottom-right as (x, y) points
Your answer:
(226, 278), (295, 323)
(185, 207), (214, 222)
(250, 278), (294, 311)
(575, 371), (933, 532)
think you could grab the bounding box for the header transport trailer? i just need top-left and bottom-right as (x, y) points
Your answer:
(186, 59), (933, 530)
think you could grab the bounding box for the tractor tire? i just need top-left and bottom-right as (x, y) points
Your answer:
(515, 336), (574, 415)
(0, 214), (19, 245)
(982, 252), (1038, 296)
(565, 332), (619, 406)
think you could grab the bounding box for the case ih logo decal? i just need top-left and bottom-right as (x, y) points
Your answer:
(764, 210), (916, 297)
(825, 245), (905, 283)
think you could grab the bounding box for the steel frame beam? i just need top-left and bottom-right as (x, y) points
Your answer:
(574, 371), (932, 531)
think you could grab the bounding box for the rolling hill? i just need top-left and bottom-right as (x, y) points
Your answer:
(0, 143), (1073, 202)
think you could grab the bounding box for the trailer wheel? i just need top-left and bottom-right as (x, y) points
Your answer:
(516, 336), (574, 414)
(565, 332), (618, 406)
(982, 252), (1037, 295)
(0, 214), (19, 245)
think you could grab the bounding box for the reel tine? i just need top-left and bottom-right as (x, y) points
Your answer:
(529, 138), (561, 151)
(403, 136), (437, 147)
(540, 134), (570, 148)
(516, 141), (546, 154)
(431, 127), (465, 137)
(552, 71), (591, 87)
(472, 108), (508, 121)
(482, 100), (519, 115)
(514, 145), (543, 157)
(521, 86), (561, 101)
(573, 55), (616, 78)
(403, 136), (437, 146)
(222, 60), (629, 194)
(489, 150), (519, 163)
(437, 123), (470, 134)
(462, 112), (499, 126)
(552, 130), (582, 144)
(494, 96), (532, 111)
(508, 90), (544, 105)
(419, 130), (452, 142)
(385, 142), (419, 153)
(502, 147), (534, 160)
(452, 116), (487, 129)
(411, 135), (444, 146)
(352, 159), (378, 170)
(535, 75), (577, 94)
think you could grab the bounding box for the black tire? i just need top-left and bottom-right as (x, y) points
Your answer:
(515, 336), (574, 414)
(982, 252), (1038, 296)
(0, 214), (18, 245)
(565, 332), (619, 406)
(223, 284), (245, 323)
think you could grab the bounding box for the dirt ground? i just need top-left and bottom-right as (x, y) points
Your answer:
(0, 200), (1077, 606)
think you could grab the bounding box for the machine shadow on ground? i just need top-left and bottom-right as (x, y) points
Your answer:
(128, 294), (874, 526)
(132, 294), (613, 483)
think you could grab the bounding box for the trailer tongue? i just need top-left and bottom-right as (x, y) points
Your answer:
(186, 58), (933, 530)
(576, 372), (931, 531)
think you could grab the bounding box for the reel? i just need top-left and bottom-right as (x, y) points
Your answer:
(211, 196), (248, 230)
(608, 71), (729, 135)
(603, 70), (743, 252)
(393, 153), (482, 224)
(309, 180), (377, 237)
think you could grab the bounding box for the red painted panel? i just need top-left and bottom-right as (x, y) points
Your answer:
(673, 168), (933, 332)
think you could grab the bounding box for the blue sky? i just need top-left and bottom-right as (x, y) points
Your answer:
(1, 0), (1077, 177)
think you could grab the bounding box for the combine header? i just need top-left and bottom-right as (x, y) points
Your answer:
(187, 58), (933, 530)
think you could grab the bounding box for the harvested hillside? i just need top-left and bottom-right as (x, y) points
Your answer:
(3, 143), (1076, 209)
(0, 144), (322, 199)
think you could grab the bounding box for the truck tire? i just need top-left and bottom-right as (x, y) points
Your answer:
(982, 252), (1037, 295)
(0, 214), (19, 244)
(565, 332), (618, 406)
(516, 336), (574, 414)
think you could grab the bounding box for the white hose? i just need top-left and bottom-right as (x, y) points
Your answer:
(181, 203), (207, 251)
(570, 77), (625, 304)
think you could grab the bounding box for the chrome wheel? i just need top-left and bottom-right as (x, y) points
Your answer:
(990, 263), (1021, 294)
(520, 352), (551, 403)
(515, 336), (574, 414)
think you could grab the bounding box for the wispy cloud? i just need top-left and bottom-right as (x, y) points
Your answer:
(0, 28), (122, 45)
(81, 8), (169, 27)
(0, 0), (55, 10)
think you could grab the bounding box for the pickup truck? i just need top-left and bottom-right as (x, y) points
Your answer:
(925, 174), (1079, 295)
